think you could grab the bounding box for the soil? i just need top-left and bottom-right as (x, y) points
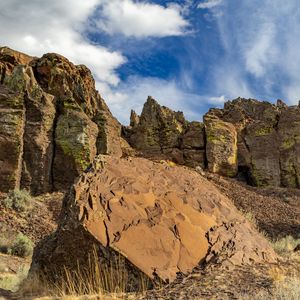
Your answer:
(207, 174), (300, 239)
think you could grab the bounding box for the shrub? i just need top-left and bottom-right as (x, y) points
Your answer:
(271, 235), (300, 256)
(3, 189), (32, 212)
(11, 233), (33, 258)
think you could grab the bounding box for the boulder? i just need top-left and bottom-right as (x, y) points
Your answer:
(30, 156), (277, 289)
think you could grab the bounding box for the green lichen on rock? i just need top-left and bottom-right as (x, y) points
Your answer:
(281, 138), (295, 150)
(255, 126), (274, 136)
(55, 110), (98, 171)
(53, 109), (98, 190)
(204, 117), (238, 177)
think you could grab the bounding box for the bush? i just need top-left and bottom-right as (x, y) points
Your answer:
(271, 235), (300, 256)
(11, 233), (33, 258)
(3, 189), (32, 212)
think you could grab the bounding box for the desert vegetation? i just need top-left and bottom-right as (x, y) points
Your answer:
(3, 189), (33, 213)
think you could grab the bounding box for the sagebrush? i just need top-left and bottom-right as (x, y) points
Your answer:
(3, 189), (32, 212)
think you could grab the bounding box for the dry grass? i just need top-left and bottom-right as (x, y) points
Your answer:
(0, 232), (33, 258)
(249, 276), (300, 300)
(239, 208), (300, 257)
(18, 249), (150, 300)
(270, 236), (300, 256)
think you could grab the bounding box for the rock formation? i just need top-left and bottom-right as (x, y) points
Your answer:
(124, 97), (206, 168)
(30, 155), (277, 289)
(0, 47), (128, 194)
(2, 46), (300, 195)
(204, 98), (300, 187)
(125, 96), (300, 188)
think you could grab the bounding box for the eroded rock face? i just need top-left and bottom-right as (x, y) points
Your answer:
(30, 156), (277, 288)
(0, 47), (127, 194)
(204, 114), (238, 177)
(204, 98), (300, 187)
(124, 97), (206, 168)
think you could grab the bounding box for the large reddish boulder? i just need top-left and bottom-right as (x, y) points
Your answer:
(30, 156), (277, 289)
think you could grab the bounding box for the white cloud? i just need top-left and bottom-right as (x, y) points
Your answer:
(208, 95), (226, 105)
(244, 22), (278, 77)
(198, 0), (223, 9)
(95, 0), (189, 38)
(0, 0), (125, 86)
(0, 0), (191, 121)
(210, 0), (300, 104)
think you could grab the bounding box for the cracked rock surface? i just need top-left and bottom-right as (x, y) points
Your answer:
(30, 156), (277, 289)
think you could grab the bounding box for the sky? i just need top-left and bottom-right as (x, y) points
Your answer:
(1, 0), (300, 124)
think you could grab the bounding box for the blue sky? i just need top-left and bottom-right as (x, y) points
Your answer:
(1, 0), (300, 123)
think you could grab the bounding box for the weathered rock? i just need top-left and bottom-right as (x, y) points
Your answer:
(244, 121), (280, 186)
(53, 109), (98, 190)
(127, 97), (185, 152)
(31, 53), (123, 157)
(30, 156), (277, 289)
(204, 114), (238, 177)
(130, 110), (140, 127)
(204, 98), (286, 187)
(0, 85), (24, 192)
(0, 47), (126, 194)
(278, 106), (300, 188)
(124, 97), (206, 168)
(181, 121), (205, 149)
(0, 46), (33, 83)
(4, 64), (57, 194)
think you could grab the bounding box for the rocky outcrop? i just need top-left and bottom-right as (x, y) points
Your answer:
(204, 98), (300, 187)
(123, 97), (206, 168)
(204, 114), (238, 177)
(125, 96), (300, 188)
(30, 155), (277, 289)
(3, 47), (300, 193)
(0, 47), (127, 194)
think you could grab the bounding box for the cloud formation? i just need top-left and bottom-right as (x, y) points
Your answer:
(212, 0), (300, 104)
(95, 0), (189, 38)
(198, 0), (223, 9)
(0, 0), (125, 86)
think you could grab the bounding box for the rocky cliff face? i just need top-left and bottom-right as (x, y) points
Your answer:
(124, 97), (300, 188)
(0, 47), (128, 195)
(2, 47), (300, 194)
(204, 98), (300, 188)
